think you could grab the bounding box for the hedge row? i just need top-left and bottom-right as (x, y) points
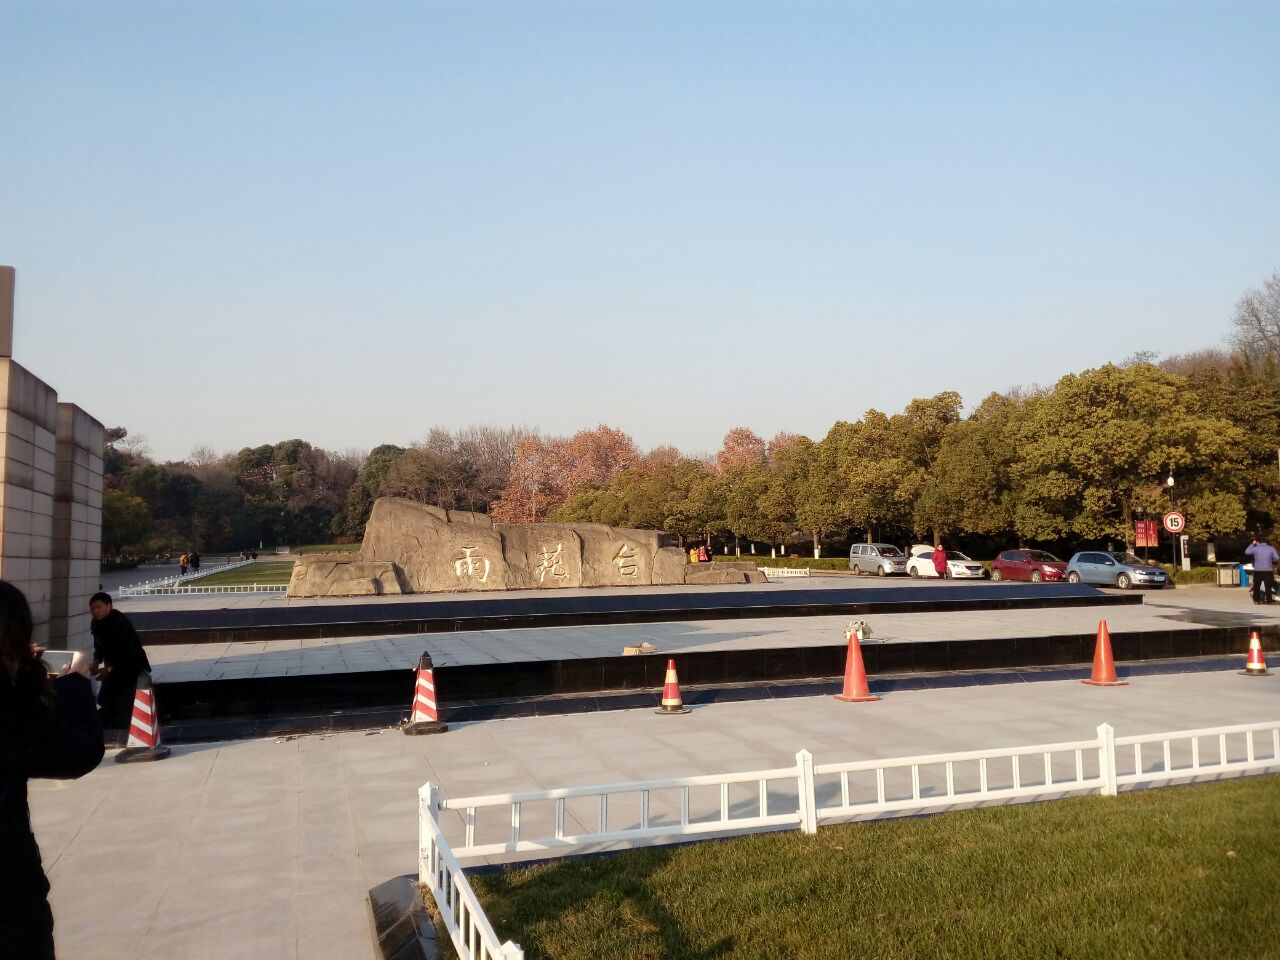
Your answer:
(713, 555), (850, 570)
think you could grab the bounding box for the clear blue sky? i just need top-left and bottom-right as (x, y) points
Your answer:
(3, 1), (1278, 462)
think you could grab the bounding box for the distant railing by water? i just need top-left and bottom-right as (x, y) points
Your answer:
(117, 559), (283, 597)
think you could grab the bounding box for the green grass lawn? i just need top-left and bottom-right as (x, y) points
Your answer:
(292, 542), (361, 554)
(455, 776), (1280, 960)
(185, 560), (295, 586)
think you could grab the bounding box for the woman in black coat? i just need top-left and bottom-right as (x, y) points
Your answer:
(0, 581), (105, 960)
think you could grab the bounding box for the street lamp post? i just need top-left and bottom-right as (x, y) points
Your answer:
(1137, 507), (1148, 563)
(1166, 470), (1176, 568)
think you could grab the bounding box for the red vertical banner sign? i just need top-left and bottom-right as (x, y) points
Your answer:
(1135, 520), (1159, 548)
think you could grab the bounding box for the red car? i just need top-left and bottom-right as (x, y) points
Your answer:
(991, 549), (1068, 583)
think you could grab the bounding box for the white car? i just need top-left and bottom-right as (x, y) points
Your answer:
(906, 549), (987, 579)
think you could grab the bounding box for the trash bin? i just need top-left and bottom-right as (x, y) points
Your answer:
(1217, 562), (1241, 587)
(1240, 563), (1253, 589)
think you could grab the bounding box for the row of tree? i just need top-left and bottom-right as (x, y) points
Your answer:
(552, 357), (1280, 557)
(103, 272), (1280, 559)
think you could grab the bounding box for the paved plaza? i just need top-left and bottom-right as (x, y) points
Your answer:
(27, 582), (1280, 959)
(134, 583), (1277, 683)
(31, 663), (1279, 960)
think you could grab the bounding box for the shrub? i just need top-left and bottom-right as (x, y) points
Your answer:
(713, 555), (850, 570)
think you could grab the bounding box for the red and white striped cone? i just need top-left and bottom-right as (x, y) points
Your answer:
(404, 652), (448, 734)
(1241, 630), (1271, 676)
(115, 672), (171, 763)
(655, 658), (690, 715)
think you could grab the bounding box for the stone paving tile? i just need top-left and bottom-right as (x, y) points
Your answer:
(33, 587), (1280, 960)
(147, 586), (1273, 684)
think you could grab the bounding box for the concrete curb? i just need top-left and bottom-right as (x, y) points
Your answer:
(367, 875), (440, 960)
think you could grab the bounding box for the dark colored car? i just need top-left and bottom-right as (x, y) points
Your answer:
(990, 549), (1068, 583)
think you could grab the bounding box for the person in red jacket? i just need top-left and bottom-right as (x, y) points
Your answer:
(932, 543), (950, 579)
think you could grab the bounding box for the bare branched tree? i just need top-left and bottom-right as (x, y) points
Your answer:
(188, 445), (219, 468)
(1231, 270), (1280, 361)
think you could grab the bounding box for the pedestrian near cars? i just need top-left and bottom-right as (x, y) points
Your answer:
(0, 580), (105, 959)
(189, 551), (200, 573)
(932, 544), (949, 578)
(1245, 536), (1279, 605)
(88, 592), (152, 729)
(178, 552), (188, 576)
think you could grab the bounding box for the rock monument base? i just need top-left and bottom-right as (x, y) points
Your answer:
(288, 498), (764, 597)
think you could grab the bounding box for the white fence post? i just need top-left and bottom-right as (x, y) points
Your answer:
(499, 942), (525, 959)
(419, 782), (437, 884)
(796, 749), (817, 834)
(1097, 723), (1117, 797)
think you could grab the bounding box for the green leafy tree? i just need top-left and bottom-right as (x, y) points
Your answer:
(915, 393), (1025, 540)
(101, 491), (153, 555)
(1012, 364), (1248, 544)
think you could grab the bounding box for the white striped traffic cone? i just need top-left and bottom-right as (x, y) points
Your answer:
(115, 673), (171, 763)
(404, 652), (448, 734)
(1241, 630), (1271, 676)
(655, 658), (690, 715)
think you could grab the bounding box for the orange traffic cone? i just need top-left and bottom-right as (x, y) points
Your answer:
(115, 673), (171, 763)
(1241, 630), (1271, 676)
(404, 652), (448, 734)
(655, 659), (690, 715)
(1082, 620), (1128, 687)
(834, 622), (880, 702)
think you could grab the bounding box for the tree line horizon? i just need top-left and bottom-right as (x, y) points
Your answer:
(102, 271), (1280, 561)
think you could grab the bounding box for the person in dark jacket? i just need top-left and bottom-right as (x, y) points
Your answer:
(88, 592), (151, 729)
(0, 580), (105, 959)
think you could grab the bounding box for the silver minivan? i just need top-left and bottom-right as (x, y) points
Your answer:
(849, 543), (908, 576)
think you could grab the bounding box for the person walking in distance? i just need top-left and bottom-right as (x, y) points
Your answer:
(0, 580), (105, 959)
(1245, 536), (1279, 605)
(88, 592), (152, 729)
(932, 543), (949, 579)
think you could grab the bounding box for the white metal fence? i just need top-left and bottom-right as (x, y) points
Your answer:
(419, 785), (525, 960)
(758, 566), (812, 578)
(117, 559), (288, 597)
(417, 718), (1280, 957)
(117, 582), (288, 596)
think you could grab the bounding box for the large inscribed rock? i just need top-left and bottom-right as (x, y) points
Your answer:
(286, 497), (745, 597)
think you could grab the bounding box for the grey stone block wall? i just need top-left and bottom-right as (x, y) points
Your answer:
(0, 359), (61, 648)
(50, 403), (105, 650)
(0, 268), (105, 651)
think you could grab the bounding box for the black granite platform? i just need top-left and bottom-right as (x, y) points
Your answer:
(145, 622), (1271, 743)
(129, 583), (1144, 644)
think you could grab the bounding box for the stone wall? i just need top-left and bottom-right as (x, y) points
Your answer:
(49, 404), (106, 650)
(289, 497), (767, 597)
(0, 266), (105, 649)
(0, 358), (60, 648)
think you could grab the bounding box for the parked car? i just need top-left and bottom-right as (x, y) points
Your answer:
(849, 543), (908, 576)
(906, 549), (987, 579)
(1065, 551), (1169, 589)
(991, 549), (1068, 583)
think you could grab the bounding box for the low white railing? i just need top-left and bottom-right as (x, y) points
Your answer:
(813, 734), (1108, 823)
(419, 785), (524, 960)
(117, 558), (258, 596)
(117, 583), (288, 596)
(417, 719), (1280, 957)
(438, 757), (810, 858)
(1115, 720), (1280, 789)
(758, 566), (812, 578)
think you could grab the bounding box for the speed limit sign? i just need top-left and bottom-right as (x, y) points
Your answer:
(1163, 511), (1186, 534)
